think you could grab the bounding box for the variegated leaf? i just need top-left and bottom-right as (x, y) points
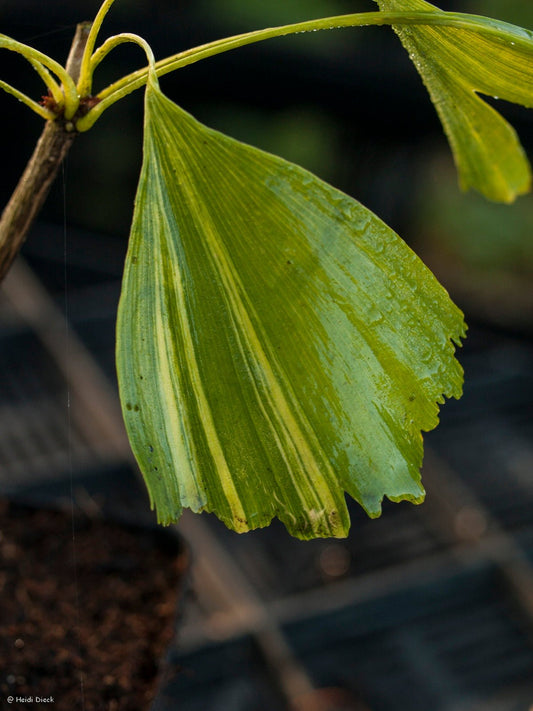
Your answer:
(116, 72), (465, 539)
(375, 0), (533, 202)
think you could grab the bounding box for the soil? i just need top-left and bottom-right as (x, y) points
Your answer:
(0, 498), (187, 710)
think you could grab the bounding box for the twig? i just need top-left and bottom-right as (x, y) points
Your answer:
(0, 22), (90, 283)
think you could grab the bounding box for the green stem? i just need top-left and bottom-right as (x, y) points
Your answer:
(0, 79), (55, 120)
(76, 9), (533, 131)
(0, 33), (78, 115)
(77, 0), (119, 97)
(90, 33), (156, 77)
(28, 59), (64, 107)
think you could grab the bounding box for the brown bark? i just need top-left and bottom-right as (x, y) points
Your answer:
(0, 22), (91, 283)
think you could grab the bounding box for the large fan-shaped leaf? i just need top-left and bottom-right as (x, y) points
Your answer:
(375, 0), (533, 202)
(116, 71), (465, 539)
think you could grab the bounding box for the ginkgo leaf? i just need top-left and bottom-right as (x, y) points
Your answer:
(116, 71), (465, 540)
(375, 0), (533, 202)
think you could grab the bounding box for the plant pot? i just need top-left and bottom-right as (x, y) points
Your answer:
(0, 468), (188, 711)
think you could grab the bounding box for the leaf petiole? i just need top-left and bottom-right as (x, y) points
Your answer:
(76, 9), (533, 131)
(89, 33), (156, 78)
(0, 33), (78, 117)
(0, 78), (56, 120)
(27, 59), (65, 109)
(77, 0), (119, 98)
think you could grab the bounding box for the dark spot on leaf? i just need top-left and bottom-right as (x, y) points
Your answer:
(131, 256), (138, 264)
(134, 404), (140, 412)
(126, 403), (132, 410)
(286, 260), (293, 265)
(408, 394), (416, 402)
(148, 445), (154, 453)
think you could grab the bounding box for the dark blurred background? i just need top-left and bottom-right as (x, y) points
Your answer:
(1, 1), (533, 710)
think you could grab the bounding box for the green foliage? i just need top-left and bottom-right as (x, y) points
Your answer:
(116, 71), (465, 538)
(374, 0), (533, 202)
(3, 0), (533, 537)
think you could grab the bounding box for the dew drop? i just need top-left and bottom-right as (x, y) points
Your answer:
(367, 305), (384, 326)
